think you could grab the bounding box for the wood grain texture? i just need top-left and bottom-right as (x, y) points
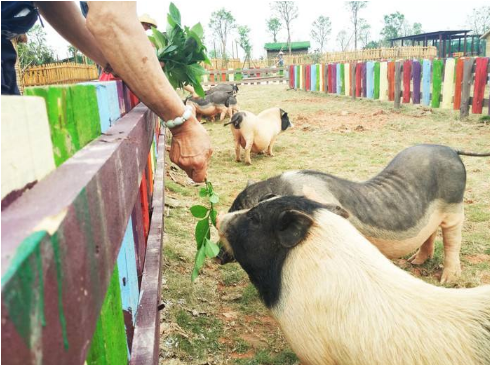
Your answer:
(402, 60), (412, 103)
(387, 61), (395, 101)
(374, 62), (380, 99)
(441, 58), (455, 109)
(460, 58), (475, 118)
(422, 59), (432, 106)
(379, 62), (388, 101)
(431, 59), (443, 108)
(412, 60), (422, 104)
(366, 61), (374, 99)
(472, 57), (489, 114)
(394, 61), (402, 108)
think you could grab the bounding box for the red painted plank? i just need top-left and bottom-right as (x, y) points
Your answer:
(356, 63), (362, 97)
(403, 60), (412, 103)
(454, 58), (464, 110)
(472, 57), (489, 114)
(147, 153), (154, 196)
(140, 173), (149, 240)
(387, 62), (395, 101)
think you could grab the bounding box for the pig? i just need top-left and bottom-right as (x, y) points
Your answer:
(186, 91), (237, 122)
(223, 108), (292, 165)
(205, 83), (239, 96)
(217, 195), (490, 365)
(220, 144), (490, 283)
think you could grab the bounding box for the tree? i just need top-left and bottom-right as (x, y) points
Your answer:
(311, 15), (331, 53)
(466, 6), (490, 34)
(208, 8), (236, 59)
(237, 25), (252, 67)
(272, 1), (299, 55)
(412, 22), (423, 35)
(345, 1), (368, 50)
(380, 11), (406, 45)
(364, 40), (380, 49)
(266, 17), (282, 43)
(17, 24), (55, 72)
(336, 30), (351, 51)
(357, 18), (371, 49)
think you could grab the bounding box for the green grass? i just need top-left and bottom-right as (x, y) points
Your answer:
(161, 84), (490, 364)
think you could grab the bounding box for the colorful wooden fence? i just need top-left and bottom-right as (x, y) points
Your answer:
(289, 57), (490, 118)
(2, 79), (164, 364)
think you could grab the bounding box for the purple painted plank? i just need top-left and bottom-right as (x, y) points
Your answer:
(1, 105), (156, 364)
(115, 80), (125, 115)
(412, 61), (422, 104)
(129, 128), (165, 365)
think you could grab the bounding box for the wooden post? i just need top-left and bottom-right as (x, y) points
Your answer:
(472, 57), (489, 114)
(453, 58), (464, 110)
(460, 58), (475, 119)
(463, 34), (467, 55)
(351, 62), (356, 100)
(402, 60), (412, 103)
(394, 61), (402, 109)
(412, 60), (421, 104)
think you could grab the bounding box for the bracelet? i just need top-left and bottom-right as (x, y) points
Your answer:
(164, 106), (193, 129)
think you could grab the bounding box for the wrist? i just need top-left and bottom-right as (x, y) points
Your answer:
(170, 114), (199, 136)
(164, 105), (193, 129)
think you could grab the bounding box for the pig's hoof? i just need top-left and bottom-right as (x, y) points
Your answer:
(408, 251), (429, 265)
(440, 267), (461, 284)
(245, 161), (252, 165)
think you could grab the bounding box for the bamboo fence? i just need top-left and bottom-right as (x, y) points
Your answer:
(22, 62), (99, 87)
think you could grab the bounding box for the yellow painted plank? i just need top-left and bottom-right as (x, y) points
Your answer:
(379, 62), (388, 101)
(441, 58), (455, 109)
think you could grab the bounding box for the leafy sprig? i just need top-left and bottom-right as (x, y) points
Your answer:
(190, 181), (221, 282)
(148, 3), (211, 97)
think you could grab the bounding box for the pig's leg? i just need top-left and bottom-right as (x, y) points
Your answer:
(244, 139), (253, 165)
(440, 209), (464, 284)
(220, 109), (227, 122)
(235, 138), (241, 162)
(408, 231), (437, 265)
(267, 137), (277, 156)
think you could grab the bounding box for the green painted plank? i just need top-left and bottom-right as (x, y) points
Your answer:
(374, 62), (380, 99)
(86, 264), (128, 365)
(340, 64), (345, 95)
(24, 86), (78, 166)
(431, 59), (443, 108)
(70, 85), (102, 148)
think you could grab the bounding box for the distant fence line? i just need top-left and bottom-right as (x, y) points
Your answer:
(22, 62), (98, 87)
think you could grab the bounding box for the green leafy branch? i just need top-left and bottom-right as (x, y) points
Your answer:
(190, 181), (221, 282)
(148, 3), (211, 97)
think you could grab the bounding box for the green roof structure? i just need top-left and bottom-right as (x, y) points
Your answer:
(264, 42), (310, 51)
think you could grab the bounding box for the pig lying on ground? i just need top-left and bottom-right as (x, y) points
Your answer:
(217, 195), (490, 365)
(205, 83), (239, 96)
(186, 91), (238, 122)
(220, 144), (490, 283)
(223, 108), (292, 165)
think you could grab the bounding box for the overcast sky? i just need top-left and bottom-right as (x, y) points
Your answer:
(43, 1), (488, 60)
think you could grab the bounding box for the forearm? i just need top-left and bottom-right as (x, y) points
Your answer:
(34, 1), (108, 66)
(86, 1), (185, 122)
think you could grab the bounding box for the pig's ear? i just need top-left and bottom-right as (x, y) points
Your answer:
(275, 210), (313, 248)
(246, 180), (256, 187)
(280, 108), (287, 117)
(323, 204), (349, 219)
(258, 193), (277, 202)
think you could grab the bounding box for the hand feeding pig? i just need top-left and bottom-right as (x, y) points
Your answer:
(223, 107), (292, 165)
(217, 195), (490, 365)
(220, 144), (490, 283)
(185, 91), (237, 122)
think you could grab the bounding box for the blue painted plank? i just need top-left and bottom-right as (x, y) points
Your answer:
(311, 64), (317, 91)
(100, 81), (121, 126)
(81, 82), (111, 133)
(366, 61), (374, 99)
(336, 63), (341, 94)
(422, 59), (432, 106)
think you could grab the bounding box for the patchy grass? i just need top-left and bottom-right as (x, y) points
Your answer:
(160, 84), (490, 364)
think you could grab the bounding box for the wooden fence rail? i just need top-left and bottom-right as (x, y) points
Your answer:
(2, 80), (164, 364)
(289, 57), (490, 118)
(23, 62), (99, 87)
(202, 67), (288, 86)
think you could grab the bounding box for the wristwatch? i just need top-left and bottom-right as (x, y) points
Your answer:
(164, 106), (193, 129)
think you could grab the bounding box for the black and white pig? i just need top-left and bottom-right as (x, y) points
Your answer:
(186, 91), (237, 122)
(217, 196), (490, 365)
(205, 83), (239, 96)
(220, 144), (490, 283)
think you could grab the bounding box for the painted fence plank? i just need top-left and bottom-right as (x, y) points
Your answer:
(81, 82), (111, 133)
(306, 65), (311, 91)
(374, 62), (380, 99)
(412, 60), (422, 104)
(332, 64), (337, 94)
(102, 81), (122, 126)
(356, 63), (362, 97)
(316, 64), (321, 91)
(340, 63), (345, 95)
(336, 63), (341, 94)
(394, 61), (402, 108)
(131, 192), (146, 284)
(303, 64), (307, 91)
(454, 59), (464, 110)
(362, 63), (367, 97)
(1, 96), (56, 205)
(328, 64), (334, 93)
(70, 84), (101, 147)
(460, 58), (475, 118)
(379, 62), (388, 101)
(318, 64), (323, 91)
(86, 265), (128, 365)
(387, 61), (395, 101)
(345, 63), (351, 96)
(431, 59), (443, 108)
(115, 80), (126, 115)
(441, 58), (456, 109)
(311, 64), (316, 91)
(351, 63), (356, 99)
(403, 60), (412, 103)
(323, 64), (328, 93)
(366, 61), (374, 99)
(289, 65), (294, 89)
(472, 57), (489, 114)
(422, 59), (432, 106)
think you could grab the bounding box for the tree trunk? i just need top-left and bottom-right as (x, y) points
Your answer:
(287, 26), (292, 55)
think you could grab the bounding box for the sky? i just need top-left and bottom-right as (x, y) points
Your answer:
(42, 0), (489, 60)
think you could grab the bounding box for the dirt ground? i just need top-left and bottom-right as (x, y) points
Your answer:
(159, 84), (490, 364)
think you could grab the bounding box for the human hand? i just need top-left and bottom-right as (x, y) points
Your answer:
(169, 116), (212, 182)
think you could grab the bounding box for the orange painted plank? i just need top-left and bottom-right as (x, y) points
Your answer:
(139, 173), (149, 240)
(454, 58), (464, 110)
(387, 62), (395, 101)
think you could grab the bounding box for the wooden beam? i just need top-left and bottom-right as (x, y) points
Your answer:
(460, 58), (475, 118)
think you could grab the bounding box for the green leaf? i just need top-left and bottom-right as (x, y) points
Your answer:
(193, 82), (205, 98)
(168, 2), (181, 26)
(162, 44), (179, 56)
(190, 23), (204, 38)
(209, 194), (219, 204)
(186, 63), (207, 76)
(190, 205), (208, 218)
(199, 188), (208, 197)
(191, 267), (199, 282)
(204, 239), (220, 258)
(148, 35), (155, 46)
(195, 219), (209, 248)
(151, 28), (166, 50)
(210, 209), (218, 227)
(196, 245), (206, 269)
